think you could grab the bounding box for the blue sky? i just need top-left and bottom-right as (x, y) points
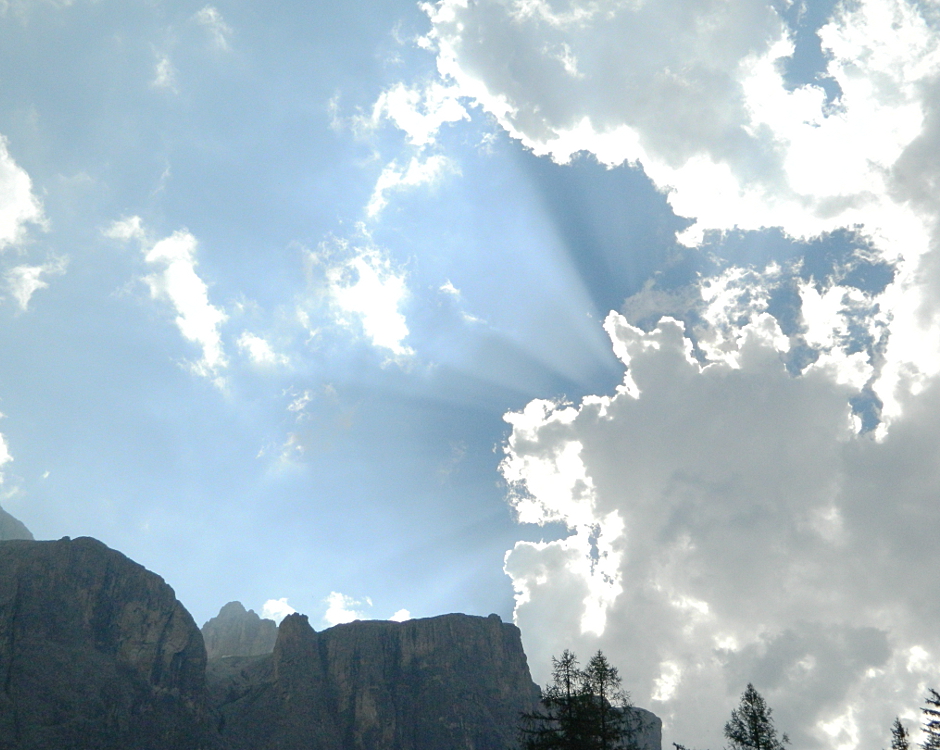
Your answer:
(4, 0), (940, 748)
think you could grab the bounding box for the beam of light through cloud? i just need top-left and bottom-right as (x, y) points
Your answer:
(323, 591), (372, 627)
(0, 134), (45, 250)
(106, 218), (228, 381)
(5, 256), (67, 311)
(308, 235), (414, 360)
(395, 0), (940, 428)
(261, 597), (297, 625)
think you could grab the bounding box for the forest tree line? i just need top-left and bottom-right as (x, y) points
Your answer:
(522, 650), (940, 750)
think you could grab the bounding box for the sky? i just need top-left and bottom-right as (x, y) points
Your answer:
(2, 0), (940, 747)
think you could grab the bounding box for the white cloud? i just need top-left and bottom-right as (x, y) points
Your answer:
(502, 312), (940, 750)
(312, 237), (414, 359)
(323, 591), (372, 627)
(6, 256), (67, 311)
(366, 153), (455, 219)
(364, 81), (469, 147)
(104, 215), (146, 243)
(261, 597), (296, 625)
(144, 230), (228, 378)
(439, 280), (460, 297)
(0, 134), (44, 250)
(107, 218), (228, 380)
(389, 608), (411, 622)
(194, 6), (232, 51)
(237, 331), (288, 367)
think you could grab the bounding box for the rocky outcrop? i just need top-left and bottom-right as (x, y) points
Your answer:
(0, 537), (219, 750)
(629, 706), (663, 750)
(0, 506), (32, 541)
(209, 612), (542, 750)
(202, 601), (277, 659)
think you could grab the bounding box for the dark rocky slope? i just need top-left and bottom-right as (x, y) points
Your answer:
(0, 537), (218, 750)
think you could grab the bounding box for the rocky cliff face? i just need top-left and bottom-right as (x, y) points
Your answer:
(629, 707), (663, 750)
(209, 612), (542, 750)
(202, 601), (277, 659)
(0, 506), (32, 541)
(0, 537), (218, 750)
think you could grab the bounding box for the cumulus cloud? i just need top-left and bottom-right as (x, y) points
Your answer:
(194, 5), (232, 51)
(502, 312), (940, 750)
(261, 597), (296, 625)
(0, 134), (44, 250)
(323, 591), (371, 627)
(5, 256), (67, 311)
(106, 218), (228, 380)
(237, 331), (289, 367)
(309, 236), (414, 359)
(389, 608), (411, 622)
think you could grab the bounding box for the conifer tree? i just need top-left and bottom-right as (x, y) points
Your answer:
(581, 651), (632, 750)
(723, 684), (789, 750)
(521, 650), (584, 749)
(890, 716), (910, 750)
(922, 689), (940, 750)
(520, 650), (642, 750)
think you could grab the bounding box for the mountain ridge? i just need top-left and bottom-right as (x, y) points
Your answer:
(0, 514), (662, 750)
